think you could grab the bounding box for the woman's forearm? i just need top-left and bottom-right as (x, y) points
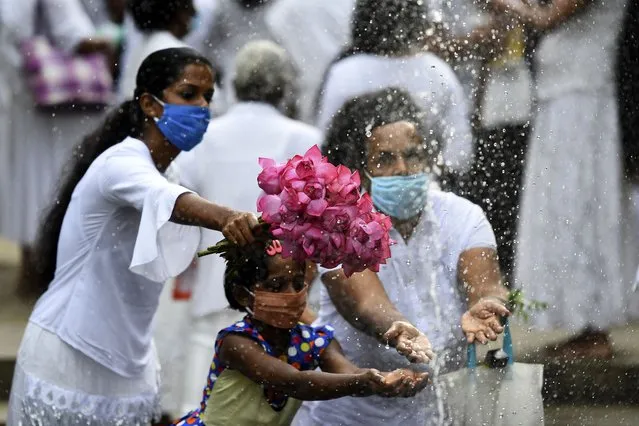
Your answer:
(323, 269), (406, 342)
(531, 0), (591, 31)
(458, 248), (509, 306)
(170, 192), (233, 232)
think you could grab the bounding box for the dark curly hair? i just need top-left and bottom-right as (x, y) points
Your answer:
(200, 226), (300, 312)
(349, 0), (430, 57)
(312, 0), (431, 119)
(222, 241), (272, 311)
(24, 48), (212, 297)
(323, 87), (436, 175)
(128, 0), (193, 32)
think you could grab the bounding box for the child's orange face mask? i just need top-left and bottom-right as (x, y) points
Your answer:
(247, 284), (308, 329)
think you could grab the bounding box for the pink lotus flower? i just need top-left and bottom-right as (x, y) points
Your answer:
(257, 158), (285, 195)
(256, 145), (393, 276)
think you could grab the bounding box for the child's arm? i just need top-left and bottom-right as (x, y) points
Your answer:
(319, 339), (430, 398)
(218, 334), (412, 401)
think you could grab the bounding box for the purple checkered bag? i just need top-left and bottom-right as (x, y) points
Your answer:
(21, 36), (113, 107)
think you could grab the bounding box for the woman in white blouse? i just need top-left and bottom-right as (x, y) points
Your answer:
(294, 88), (510, 426)
(316, 0), (473, 176)
(7, 47), (258, 426)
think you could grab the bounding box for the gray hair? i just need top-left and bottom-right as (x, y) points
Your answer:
(233, 40), (297, 106)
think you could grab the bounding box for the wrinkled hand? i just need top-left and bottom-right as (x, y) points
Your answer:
(462, 298), (511, 344)
(222, 211), (259, 246)
(383, 321), (435, 364)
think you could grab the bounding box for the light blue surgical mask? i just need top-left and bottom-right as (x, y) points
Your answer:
(152, 96), (210, 151)
(366, 172), (430, 220)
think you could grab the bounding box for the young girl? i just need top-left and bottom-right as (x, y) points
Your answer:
(175, 235), (429, 426)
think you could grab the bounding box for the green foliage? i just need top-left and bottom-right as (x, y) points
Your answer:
(507, 289), (548, 322)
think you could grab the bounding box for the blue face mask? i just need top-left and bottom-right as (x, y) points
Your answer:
(367, 172), (430, 220)
(153, 96), (211, 151)
(189, 13), (201, 33)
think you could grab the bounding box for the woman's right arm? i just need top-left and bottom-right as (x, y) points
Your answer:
(218, 334), (414, 401)
(99, 156), (258, 245)
(322, 269), (435, 363)
(171, 193), (258, 245)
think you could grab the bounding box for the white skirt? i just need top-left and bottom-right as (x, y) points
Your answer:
(8, 322), (161, 426)
(515, 90), (639, 331)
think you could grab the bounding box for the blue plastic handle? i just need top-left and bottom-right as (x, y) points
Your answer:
(466, 317), (514, 369)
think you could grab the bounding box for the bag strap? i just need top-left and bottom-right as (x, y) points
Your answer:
(466, 317), (514, 369)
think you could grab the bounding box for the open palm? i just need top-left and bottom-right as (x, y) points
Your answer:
(461, 299), (510, 344)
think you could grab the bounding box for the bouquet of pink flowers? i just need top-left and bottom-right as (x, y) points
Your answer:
(256, 145), (393, 276)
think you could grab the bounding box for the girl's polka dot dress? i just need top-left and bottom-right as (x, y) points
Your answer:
(173, 316), (335, 425)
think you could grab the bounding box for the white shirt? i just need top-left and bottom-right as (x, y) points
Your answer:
(31, 137), (200, 378)
(265, 0), (354, 123)
(302, 191), (496, 426)
(175, 102), (322, 317)
(317, 53), (473, 173)
(118, 31), (187, 101)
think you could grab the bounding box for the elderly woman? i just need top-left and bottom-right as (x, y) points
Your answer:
(293, 88), (510, 426)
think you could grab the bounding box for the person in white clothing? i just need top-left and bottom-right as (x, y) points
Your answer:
(0, 0), (113, 295)
(316, 0), (473, 177)
(293, 88), (510, 426)
(494, 0), (636, 358)
(119, 1), (209, 419)
(265, 0), (354, 123)
(189, 0), (281, 117)
(8, 47), (259, 426)
(174, 39), (323, 414)
(119, 0), (197, 101)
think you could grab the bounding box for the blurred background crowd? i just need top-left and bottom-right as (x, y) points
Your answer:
(1, 0), (638, 423)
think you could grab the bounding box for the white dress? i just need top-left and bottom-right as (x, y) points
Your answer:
(294, 190), (497, 426)
(8, 137), (200, 425)
(515, 0), (638, 331)
(173, 101), (322, 413)
(265, 0), (354, 123)
(0, 0), (106, 244)
(317, 53), (474, 173)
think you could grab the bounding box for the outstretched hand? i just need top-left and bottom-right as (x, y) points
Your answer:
(383, 321), (435, 364)
(461, 298), (511, 344)
(357, 368), (429, 398)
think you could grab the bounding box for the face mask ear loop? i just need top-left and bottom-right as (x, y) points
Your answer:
(150, 95), (165, 123)
(239, 285), (255, 315)
(151, 94), (165, 107)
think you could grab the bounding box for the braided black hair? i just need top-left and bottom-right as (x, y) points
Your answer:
(323, 87), (436, 175)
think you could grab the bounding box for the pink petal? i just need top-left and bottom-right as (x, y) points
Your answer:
(258, 157), (276, 168)
(304, 145), (322, 162)
(306, 198), (328, 216)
